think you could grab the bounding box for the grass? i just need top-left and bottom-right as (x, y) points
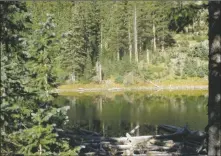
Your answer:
(58, 77), (207, 91)
(155, 77), (208, 86)
(58, 82), (123, 90)
(59, 88), (208, 97)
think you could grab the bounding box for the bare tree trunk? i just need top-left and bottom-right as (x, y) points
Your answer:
(39, 144), (42, 155)
(98, 25), (102, 83)
(146, 49), (150, 64)
(128, 23), (132, 63)
(161, 27), (165, 53)
(71, 72), (76, 82)
(117, 33), (120, 61)
(139, 39), (142, 56)
(116, 30), (120, 61)
(101, 25), (103, 55)
(117, 51), (120, 61)
(207, 2), (221, 156)
(134, 4), (138, 63)
(99, 63), (102, 82)
(153, 22), (156, 52)
(96, 61), (102, 82)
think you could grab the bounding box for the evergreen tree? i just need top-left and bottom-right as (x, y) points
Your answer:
(0, 2), (32, 153)
(1, 2), (77, 155)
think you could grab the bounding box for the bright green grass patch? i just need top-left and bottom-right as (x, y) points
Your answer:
(58, 77), (207, 90)
(59, 89), (207, 98)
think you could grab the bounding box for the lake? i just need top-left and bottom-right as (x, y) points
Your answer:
(54, 90), (208, 137)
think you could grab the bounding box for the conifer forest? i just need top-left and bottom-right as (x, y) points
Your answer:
(0, 1), (220, 156)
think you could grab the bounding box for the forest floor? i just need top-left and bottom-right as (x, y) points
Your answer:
(56, 78), (208, 93)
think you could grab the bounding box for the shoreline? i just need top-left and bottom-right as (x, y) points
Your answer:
(55, 85), (208, 93)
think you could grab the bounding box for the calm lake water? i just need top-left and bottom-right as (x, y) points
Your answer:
(54, 90), (208, 137)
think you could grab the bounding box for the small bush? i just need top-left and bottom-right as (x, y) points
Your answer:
(188, 40), (208, 60)
(183, 58), (208, 78)
(115, 76), (124, 84)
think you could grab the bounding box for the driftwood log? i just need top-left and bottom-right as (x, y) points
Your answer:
(55, 125), (207, 155)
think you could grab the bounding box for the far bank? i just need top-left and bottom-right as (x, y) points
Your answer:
(56, 78), (208, 93)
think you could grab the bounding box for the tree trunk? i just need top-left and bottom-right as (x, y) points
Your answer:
(146, 49), (150, 64)
(117, 51), (120, 61)
(128, 23), (132, 63)
(134, 4), (138, 63)
(96, 61), (102, 82)
(71, 72), (76, 82)
(153, 22), (156, 52)
(39, 144), (42, 155)
(99, 62), (102, 82)
(100, 25), (103, 82)
(100, 25), (103, 55)
(117, 31), (120, 61)
(161, 27), (165, 53)
(139, 39), (142, 56)
(207, 2), (221, 156)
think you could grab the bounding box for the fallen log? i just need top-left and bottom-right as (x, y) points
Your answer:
(129, 125), (140, 134)
(156, 125), (206, 154)
(79, 128), (101, 136)
(158, 124), (206, 141)
(156, 125), (195, 141)
(158, 124), (183, 133)
(109, 144), (132, 150)
(56, 125), (207, 155)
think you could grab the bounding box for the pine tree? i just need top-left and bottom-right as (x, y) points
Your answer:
(0, 2), (32, 152)
(1, 2), (77, 154)
(117, 1), (129, 61)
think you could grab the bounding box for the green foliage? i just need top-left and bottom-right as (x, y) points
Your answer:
(183, 58), (208, 77)
(168, 2), (205, 32)
(61, 2), (101, 82)
(142, 64), (168, 80)
(0, 2), (77, 155)
(189, 40), (208, 60)
(115, 76), (124, 84)
(55, 1), (208, 83)
(8, 106), (75, 155)
(1, 1), (209, 154)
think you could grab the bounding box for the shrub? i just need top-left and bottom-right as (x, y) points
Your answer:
(183, 58), (208, 78)
(115, 76), (124, 84)
(183, 59), (198, 77)
(189, 40), (208, 60)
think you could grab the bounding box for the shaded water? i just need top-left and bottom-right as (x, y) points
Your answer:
(54, 90), (208, 137)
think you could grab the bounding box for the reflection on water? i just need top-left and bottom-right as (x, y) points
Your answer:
(54, 91), (208, 137)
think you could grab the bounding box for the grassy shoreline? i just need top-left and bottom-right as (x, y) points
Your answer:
(57, 78), (208, 93)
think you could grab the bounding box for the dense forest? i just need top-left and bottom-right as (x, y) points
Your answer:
(1, 1), (218, 155)
(18, 1), (209, 84)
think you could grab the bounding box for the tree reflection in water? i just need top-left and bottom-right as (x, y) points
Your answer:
(54, 91), (207, 137)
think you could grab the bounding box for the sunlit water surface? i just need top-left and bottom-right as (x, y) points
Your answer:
(54, 90), (208, 137)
